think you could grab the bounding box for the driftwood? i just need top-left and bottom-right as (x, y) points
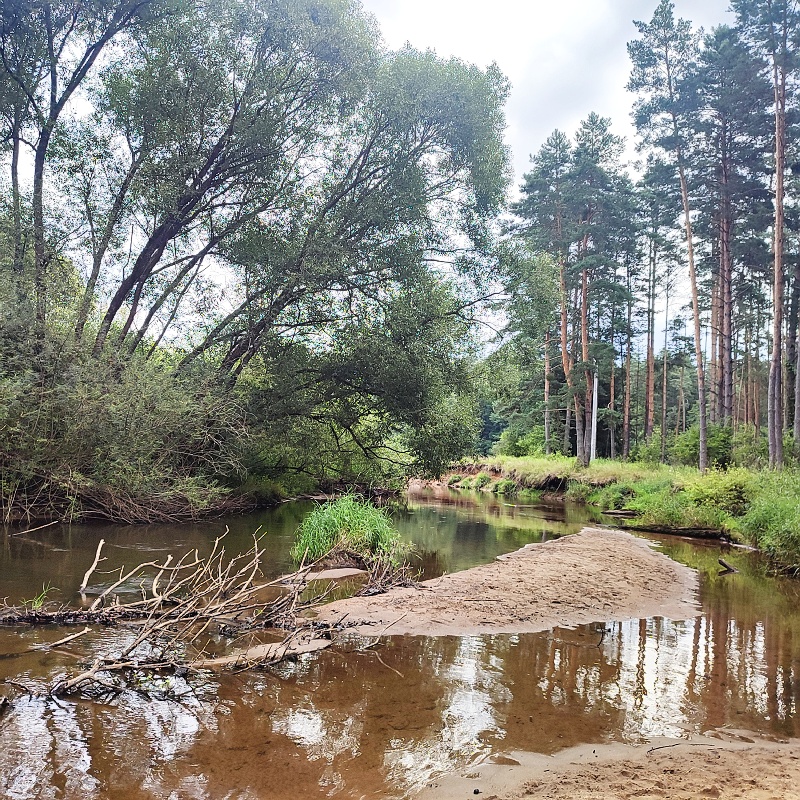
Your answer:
(1, 532), (345, 701)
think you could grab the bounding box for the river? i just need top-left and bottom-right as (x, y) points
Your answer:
(1, 488), (798, 799)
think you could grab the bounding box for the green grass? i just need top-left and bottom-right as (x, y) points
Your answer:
(456, 456), (800, 572)
(290, 495), (409, 566)
(23, 583), (55, 611)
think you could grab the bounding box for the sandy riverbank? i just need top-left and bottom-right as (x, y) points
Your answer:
(313, 527), (699, 636)
(415, 734), (800, 800)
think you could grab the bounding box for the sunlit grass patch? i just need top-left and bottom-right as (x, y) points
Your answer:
(290, 495), (410, 566)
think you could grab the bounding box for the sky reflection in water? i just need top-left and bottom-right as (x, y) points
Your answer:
(1, 490), (798, 799)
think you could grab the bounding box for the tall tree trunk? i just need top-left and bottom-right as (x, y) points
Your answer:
(768, 60), (786, 468)
(544, 330), (551, 456)
(10, 112), (24, 279)
(718, 114), (734, 428)
(661, 290), (670, 462)
(563, 404), (572, 456)
(645, 236), (656, 443)
(623, 296), (633, 459)
(559, 262), (576, 458)
(710, 266), (721, 423)
(580, 263), (592, 466)
(677, 159), (709, 470)
(794, 328), (800, 456)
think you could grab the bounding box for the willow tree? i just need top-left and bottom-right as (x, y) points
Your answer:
(0, 0), (514, 504)
(0, 0), (171, 341)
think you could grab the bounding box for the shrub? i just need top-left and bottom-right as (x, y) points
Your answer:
(739, 473), (800, 570)
(492, 478), (518, 495)
(447, 474), (463, 486)
(564, 480), (592, 502)
(672, 424), (733, 469)
(685, 469), (752, 517)
(290, 495), (409, 565)
(472, 471), (492, 490)
(625, 485), (727, 530)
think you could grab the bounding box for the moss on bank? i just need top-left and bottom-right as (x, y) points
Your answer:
(448, 456), (800, 574)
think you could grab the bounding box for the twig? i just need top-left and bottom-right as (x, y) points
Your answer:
(10, 520), (59, 537)
(33, 627), (92, 650)
(79, 540), (106, 593)
(373, 650), (404, 678)
(647, 742), (719, 754)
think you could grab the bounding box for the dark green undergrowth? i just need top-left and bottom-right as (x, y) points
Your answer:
(290, 495), (410, 566)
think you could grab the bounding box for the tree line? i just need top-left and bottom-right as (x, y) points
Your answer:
(500, 0), (800, 470)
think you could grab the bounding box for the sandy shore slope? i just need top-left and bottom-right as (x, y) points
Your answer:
(415, 735), (800, 800)
(313, 527), (699, 636)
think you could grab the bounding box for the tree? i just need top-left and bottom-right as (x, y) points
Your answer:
(0, 0), (170, 341)
(628, 0), (710, 470)
(732, 0), (800, 467)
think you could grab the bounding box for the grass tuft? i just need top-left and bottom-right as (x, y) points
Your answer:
(291, 495), (409, 566)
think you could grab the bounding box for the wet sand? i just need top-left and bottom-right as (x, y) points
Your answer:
(314, 527), (700, 636)
(416, 734), (800, 800)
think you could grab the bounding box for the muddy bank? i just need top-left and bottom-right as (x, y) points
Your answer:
(416, 734), (800, 799)
(313, 527), (699, 636)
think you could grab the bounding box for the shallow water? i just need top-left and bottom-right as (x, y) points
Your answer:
(1, 489), (799, 799)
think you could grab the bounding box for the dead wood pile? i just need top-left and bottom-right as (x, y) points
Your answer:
(1, 532), (349, 702)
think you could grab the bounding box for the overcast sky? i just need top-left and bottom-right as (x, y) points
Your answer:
(361, 0), (733, 190)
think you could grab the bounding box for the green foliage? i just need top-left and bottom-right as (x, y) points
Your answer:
(672, 424), (733, 469)
(0, 351), (243, 518)
(685, 469), (753, 516)
(23, 583), (54, 611)
(492, 478), (518, 495)
(564, 480), (593, 502)
(290, 496), (409, 565)
(447, 474), (463, 487)
(738, 472), (800, 571)
(472, 471), (492, 489)
(625, 485), (728, 530)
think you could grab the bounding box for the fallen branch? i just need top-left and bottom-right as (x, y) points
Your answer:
(32, 627), (92, 650)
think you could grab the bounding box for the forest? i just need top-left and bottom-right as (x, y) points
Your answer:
(501, 0), (800, 474)
(1, 0), (800, 537)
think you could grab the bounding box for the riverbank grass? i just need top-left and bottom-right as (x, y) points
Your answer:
(291, 495), (410, 566)
(454, 456), (800, 572)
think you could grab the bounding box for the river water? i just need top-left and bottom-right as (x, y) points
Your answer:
(1, 488), (798, 799)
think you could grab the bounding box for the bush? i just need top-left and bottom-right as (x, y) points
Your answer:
(447, 474), (463, 486)
(685, 469), (752, 517)
(672, 424), (733, 469)
(625, 485), (728, 530)
(290, 495), (409, 565)
(472, 471), (492, 489)
(739, 473), (800, 570)
(564, 480), (592, 502)
(492, 478), (518, 495)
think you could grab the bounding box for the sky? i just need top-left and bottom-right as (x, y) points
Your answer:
(361, 0), (734, 190)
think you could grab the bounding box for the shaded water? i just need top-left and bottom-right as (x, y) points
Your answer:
(1, 489), (799, 799)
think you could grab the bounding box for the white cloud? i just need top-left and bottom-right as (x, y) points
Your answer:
(362, 0), (733, 186)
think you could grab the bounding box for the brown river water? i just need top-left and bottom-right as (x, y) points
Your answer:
(1, 489), (799, 799)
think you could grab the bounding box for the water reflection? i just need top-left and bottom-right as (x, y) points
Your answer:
(1, 497), (799, 798)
